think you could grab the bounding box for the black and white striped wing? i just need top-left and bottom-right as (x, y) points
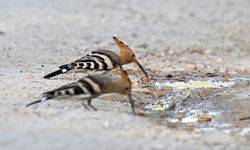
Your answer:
(43, 50), (121, 79)
(43, 83), (89, 99)
(70, 50), (119, 71)
(43, 76), (104, 100)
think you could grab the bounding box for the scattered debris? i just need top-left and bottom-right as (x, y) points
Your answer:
(165, 110), (218, 125)
(166, 74), (173, 78)
(142, 77), (151, 82)
(239, 116), (250, 121)
(206, 72), (217, 77)
(145, 91), (190, 111)
(181, 116), (198, 123)
(197, 115), (212, 122)
(153, 91), (164, 98)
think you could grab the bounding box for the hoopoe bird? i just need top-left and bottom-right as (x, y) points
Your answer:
(26, 67), (136, 114)
(43, 36), (148, 79)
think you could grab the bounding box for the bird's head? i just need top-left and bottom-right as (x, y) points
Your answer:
(113, 36), (148, 78)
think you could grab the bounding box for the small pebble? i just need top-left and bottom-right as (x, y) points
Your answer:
(166, 74), (173, 78)
(197, 115), (212, 122)
(142, 77), (151, 82)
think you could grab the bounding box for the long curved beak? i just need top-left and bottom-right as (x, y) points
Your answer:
(128, 95), (135, 114)
(134, 59), (148, 78)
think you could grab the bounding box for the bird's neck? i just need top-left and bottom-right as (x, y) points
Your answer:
(103, 80), (124, 94)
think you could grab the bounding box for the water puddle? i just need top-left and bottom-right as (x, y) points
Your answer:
(141, 75), (250, 137)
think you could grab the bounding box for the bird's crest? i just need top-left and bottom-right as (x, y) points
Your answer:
(113, 36), (131, 50)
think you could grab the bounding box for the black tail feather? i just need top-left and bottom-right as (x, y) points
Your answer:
(26, 100), (42, 107)
(44, 64), (73, 79)
(43, 70), (63, 79)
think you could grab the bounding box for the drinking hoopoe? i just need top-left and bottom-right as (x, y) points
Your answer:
(26, 67), (136, 114)
(43, 36), (148, 79)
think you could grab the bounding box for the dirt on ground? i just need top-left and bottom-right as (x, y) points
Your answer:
(0, 0), (250, 150)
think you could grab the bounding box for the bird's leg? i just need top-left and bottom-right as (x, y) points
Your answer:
(128, 95), (135, 115)
(81, 101), (89, 110)
(87, 99), (98, 111)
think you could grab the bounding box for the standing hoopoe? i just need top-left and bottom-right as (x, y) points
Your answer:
(43, 36), (148, 79)
(26, 67), (136, 114)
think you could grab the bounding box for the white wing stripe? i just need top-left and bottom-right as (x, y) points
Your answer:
(84, 78), (101, 93)
(78, 83), (90, 94)
(90, 53), (113, 69)
(90, 62), (95, 69)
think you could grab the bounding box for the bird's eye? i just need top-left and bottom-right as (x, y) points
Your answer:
(132, 54), (135, 57)
(125, 87), (129, 90)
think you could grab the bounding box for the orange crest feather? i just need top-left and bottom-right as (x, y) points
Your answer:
(113, 36), (131, 50)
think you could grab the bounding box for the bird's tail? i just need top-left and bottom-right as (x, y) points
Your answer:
(26, 97), (49, 107)
(43, 64), (73, 79)
(26, 99), (42, 107)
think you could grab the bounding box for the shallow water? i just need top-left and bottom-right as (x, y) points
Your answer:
(140, 75), (250, 136)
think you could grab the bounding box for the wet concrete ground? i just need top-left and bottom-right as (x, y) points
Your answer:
(1, 0), (250, 149)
